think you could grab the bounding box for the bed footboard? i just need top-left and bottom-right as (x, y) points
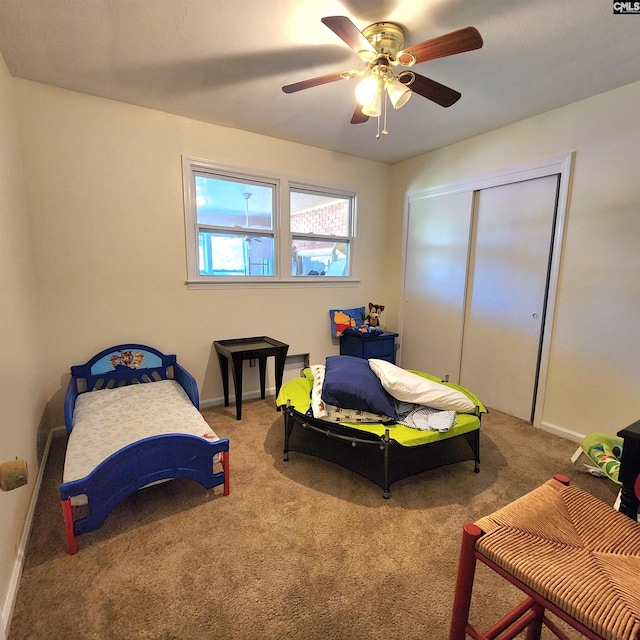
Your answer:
(60, 434), (229, 554)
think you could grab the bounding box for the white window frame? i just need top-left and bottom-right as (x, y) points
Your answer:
(289, 183), (355, 279)
(182, 156), (358, 288)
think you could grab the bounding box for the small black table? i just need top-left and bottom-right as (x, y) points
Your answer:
(214, 336), (289, 420)
(617, 418), (640, 519)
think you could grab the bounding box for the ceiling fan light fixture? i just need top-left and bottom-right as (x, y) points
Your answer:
(361, 88), (382, 117)
(355, 74), (378, 106)
(386, 77), (412, 109)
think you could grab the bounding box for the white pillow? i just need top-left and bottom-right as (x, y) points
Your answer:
(368, 359), (476, 412)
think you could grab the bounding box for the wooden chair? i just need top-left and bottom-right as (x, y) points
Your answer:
(450, 474), (640, 640)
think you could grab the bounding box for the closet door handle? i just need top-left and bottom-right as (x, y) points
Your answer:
(532, 313), (540, 319)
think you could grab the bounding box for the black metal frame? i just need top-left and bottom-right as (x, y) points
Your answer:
(282, 402), (480, 498)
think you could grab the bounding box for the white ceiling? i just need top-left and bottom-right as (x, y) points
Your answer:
(1, 0), (639, 165)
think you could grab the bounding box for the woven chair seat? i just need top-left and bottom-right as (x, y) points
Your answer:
(474, 479), (640, 640)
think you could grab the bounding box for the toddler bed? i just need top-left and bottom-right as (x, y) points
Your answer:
(276, 356), (486, 498)
(60, 343), (230, 554)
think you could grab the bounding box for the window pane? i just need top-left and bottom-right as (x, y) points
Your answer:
(199, 231), (274, 276)
(290, 191), (351, 235)
(292, 239), (349, 276)
(195, 174), (274, 230)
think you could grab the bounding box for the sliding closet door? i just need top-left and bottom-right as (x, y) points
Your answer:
(458, 175), (559, 421)
(401, 191), (473, 380)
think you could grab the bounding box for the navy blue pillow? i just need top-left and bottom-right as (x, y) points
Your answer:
(321, 355), (398, 419)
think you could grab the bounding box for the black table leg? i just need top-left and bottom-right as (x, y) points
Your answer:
(274, 349), (288, 399)
(259, 357), (267, 400)
(217, 353), (230, 407)
(231, 354), (243, 420)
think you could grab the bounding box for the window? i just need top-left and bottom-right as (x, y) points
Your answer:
(189, 167), (277, 277)
(183, 157), (355, 285)
(290, 187), (353, 277)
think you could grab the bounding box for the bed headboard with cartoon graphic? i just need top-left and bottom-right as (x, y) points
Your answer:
(63, 343), (199, 433)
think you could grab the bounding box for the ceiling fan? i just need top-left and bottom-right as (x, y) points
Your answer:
(282, 16), (483, 136)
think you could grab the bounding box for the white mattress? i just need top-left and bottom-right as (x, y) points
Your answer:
(63, 379), (219, 485)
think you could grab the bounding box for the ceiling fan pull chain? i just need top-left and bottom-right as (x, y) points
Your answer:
(382, 91), (389, 136)
(376, 90), (389, 139)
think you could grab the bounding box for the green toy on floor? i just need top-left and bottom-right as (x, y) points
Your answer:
(571, 431), (623, 484)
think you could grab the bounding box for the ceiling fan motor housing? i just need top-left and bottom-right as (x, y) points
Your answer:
(361, 22), (406, 63)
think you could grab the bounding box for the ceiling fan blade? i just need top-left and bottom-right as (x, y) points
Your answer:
(350, 105), (369, 124)
(321, 16), (376, 57)
(401, 73), (461, 107)
(398, 26), (483, 65)
(282, 70), (356, 94)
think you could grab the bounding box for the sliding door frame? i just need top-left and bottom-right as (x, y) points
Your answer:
(399, 153), (574, 427)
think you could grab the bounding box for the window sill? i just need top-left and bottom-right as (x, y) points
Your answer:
(185, 278), (361, 290)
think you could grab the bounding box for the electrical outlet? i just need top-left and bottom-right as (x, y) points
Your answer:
(249, 358), (256, 367)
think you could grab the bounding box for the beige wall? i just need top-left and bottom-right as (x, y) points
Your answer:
(389, 80), (640, 438)
(0, 55), (46, 635)
(4, 61), (640, 635)
(14, 80), (394, 413)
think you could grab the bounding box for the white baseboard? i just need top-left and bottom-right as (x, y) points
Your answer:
(539, 420), (585, 443)
(200, 386), (276, 409)
(1, 426), (63, 639)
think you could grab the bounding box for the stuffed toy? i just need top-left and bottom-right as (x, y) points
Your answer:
(364, 303), (385, 327)
(329, 307), (366, 337)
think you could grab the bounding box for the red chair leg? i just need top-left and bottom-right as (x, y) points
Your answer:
(221, 451), (230, 496)
(553, 473), (570, 486)
(61, 499), (78, 555)
(450, 523), (483, 640)
(526, 602), (544, 640)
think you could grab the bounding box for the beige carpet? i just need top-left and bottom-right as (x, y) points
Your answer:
(9, 399), (619, 640)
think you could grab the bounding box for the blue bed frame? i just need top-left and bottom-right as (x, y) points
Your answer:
(60, 343), (230, 554)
